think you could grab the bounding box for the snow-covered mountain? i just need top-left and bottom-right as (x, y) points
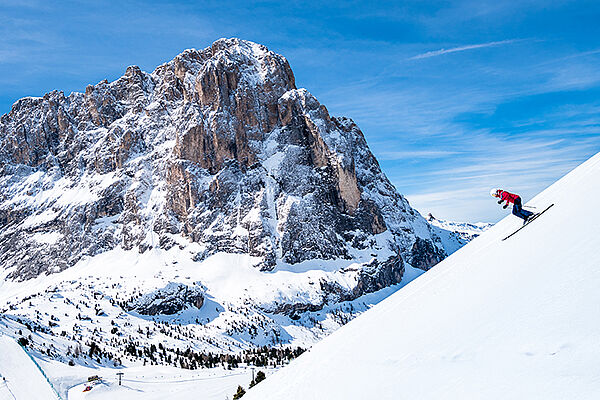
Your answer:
(426, 212), (493, 241)
(0, 38), (458, 282)
(244, 152), (600, 400)
(0, 38), (468, 380)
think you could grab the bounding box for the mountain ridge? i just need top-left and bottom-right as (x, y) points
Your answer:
(1, 37), (461, 283)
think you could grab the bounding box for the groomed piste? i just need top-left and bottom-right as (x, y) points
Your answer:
(245, 152), (600, 400)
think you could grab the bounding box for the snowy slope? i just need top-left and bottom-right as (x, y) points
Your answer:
(0, 335), (59, 400)
(40, 362), (272, 400)
(65, 367), (260, 400)
(245, 152), (600, 400)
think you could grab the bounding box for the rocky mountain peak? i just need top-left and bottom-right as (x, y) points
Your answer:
(0, 38), (460, 289)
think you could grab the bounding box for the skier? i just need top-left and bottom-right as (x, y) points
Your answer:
(490, 188), (534, 223)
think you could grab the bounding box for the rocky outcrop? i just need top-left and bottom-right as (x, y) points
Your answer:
(353, 256), (405, 296)
(125, 283), (204, 315)
(267, 255), (405, 320)
(408, 237), (446, 271)
(0, 38), (460, 285)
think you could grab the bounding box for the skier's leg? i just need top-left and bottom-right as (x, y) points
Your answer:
(512, 204), (525, 220)
(516, 207), (529, 219)
(517, 198), (534, 219)
(512, 204), (518, 216)
(512, 199), (527, 221)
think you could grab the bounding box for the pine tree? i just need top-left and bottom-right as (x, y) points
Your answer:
(232, 385), (246, 399)
(255, 370), (266, 384)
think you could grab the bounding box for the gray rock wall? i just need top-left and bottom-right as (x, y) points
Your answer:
(0, 39), (457, 297)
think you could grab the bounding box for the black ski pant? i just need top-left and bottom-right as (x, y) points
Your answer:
(512, 197), (533, 220)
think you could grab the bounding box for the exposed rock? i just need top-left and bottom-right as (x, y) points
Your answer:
(408, 237), (446, 271)
(353, 256), (405, 297)
(270, 302), (324, 320)
(0, 38), (460, 287)
(267, 255), (405, 319)
(125, 283), (204, 315)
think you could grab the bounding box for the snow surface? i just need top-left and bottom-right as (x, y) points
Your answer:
(0, 229), (419, 359)
(0, 335), (59, 400)
(38, 361), (273, 400)
(245, 152), (600, 400)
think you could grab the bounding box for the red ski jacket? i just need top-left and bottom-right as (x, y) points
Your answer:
(499, 190), (520, 204)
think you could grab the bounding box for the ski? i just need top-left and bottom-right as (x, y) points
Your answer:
(502, 203), (554, 241)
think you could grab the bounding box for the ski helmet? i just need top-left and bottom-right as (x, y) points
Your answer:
(490, 188), (501, 198)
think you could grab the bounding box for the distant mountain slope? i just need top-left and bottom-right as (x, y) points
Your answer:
(245, 152), (600, 400)
(426, 213), (493, 241)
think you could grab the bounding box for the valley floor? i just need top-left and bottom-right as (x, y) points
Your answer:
(43, 358), (274, 400)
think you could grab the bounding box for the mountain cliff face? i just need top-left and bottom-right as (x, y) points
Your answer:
(0, 38), (454, 283)
(0, 39), (465, 363)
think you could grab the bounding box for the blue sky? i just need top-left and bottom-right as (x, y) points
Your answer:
(1, 1), (599, 222)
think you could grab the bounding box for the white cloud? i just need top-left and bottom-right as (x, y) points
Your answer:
(409, 39), (519, 60)
(400, 143), (595, 223)
(377, 150), (460, 161)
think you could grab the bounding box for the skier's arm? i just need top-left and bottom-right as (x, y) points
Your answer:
(498, 192), (510, 208)
(498, 191), (505, 205)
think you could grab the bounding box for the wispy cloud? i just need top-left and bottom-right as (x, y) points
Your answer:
(409, 39), (519, 60)
(377, 150), (460, 161)
(536, 48), (600, 67)
(397, 137), (598, 222)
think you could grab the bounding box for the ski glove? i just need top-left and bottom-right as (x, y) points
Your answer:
(503, 204), (508, 209)
(497, 200), (502, 204)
